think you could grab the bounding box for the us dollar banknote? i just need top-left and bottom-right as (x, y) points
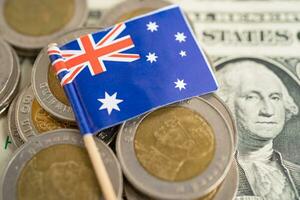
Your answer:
(173, 1), (300, 200)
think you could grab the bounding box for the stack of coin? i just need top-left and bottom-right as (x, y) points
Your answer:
(1, 129), (123, 200)
(100, 0), (171, 26)
(124, 161), (238, 200)
(0, 39), (20, 115)
(117, 97), (237, 200)
(0, 0), (88, 56)
(8, 86), (119, 148)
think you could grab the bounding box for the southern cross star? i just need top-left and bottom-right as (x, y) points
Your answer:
(175, 32), (187, 43)
(147, 21), (159, 32)
(146, 52), (158, 63)
(179, 50), (187, 57)
(98, 92), (123, 115)
(174, 79), (187, 91)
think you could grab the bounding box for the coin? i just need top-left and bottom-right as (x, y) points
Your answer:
(1, 129), (123, 200)
(15, 86), (118, 145)
(200, 94), (237, 148)
(124, 180), (218, 200)
(117, 97), (234, 200)
(0, 0), (88, 51)
(0, 39), (20, 114)
(135, 106), (215, 182)
(96, 125), (120, 145)
(15, 86), (77, 143)
(100, 0), (170, 26)
(214, 160), (238, 200)
(7, 94), (24, 147)
(32, 28), (98, 122)
(124, 160), (238, 200)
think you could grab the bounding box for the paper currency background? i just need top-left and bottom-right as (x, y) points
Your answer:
(0, 0), (299, 200)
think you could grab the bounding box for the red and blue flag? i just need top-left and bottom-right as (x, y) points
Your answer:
(48, 5), (218, 134)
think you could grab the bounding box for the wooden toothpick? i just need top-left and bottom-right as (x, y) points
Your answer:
(83, 134), (117, 200)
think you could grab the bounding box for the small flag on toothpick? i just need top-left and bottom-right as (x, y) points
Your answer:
(48, 5), (218, 200)
(48, 5), (218, 134)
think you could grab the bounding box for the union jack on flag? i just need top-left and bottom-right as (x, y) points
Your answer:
(48, 23), (140, 85)
(48, 5), (218, 135)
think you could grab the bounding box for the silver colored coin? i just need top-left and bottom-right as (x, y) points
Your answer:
(0, 46), (21, 112)
(100, 0), (170, 27)
(96, 125), (120, 144)
(0, 39), (20, 114)
(124, 160), (239, 200)
(32, 28), (98, 122)
(201, 93), (237, 149)
(1, 129), (123, 200)
(0, 0), (88, 50)
(8, 94), (25, 147)
(214, 160), (238, 200)
(117, 97), (234, 200)
(15, 86), (39, 142)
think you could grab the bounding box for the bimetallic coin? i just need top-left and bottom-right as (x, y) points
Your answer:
(0, 0), (88, 51)
(124, 161), (238, 200)
(1, 129), (123, 200)
(0, 39), (20, 114)
(201, 93), (237, 149)
(15, 86), (118, 145)
(15, 86), (77, 143)
(214, 160), (238, 200)
(117, 97), (234, 200)
(32, 28), (98, 122)
(8, 95), (25, 147)
(135, 107), (215, 182)
(100, 0), (170, 26)
(124, 179), (218, 200)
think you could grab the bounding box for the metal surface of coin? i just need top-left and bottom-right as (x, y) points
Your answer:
(117, 97), (234, 200)
(124, 160), (238, 200)
(32, 28), (98, 122)
(0, 39), (20, 114)
(135, 106), (215, 182)
(0, 0), (88, 50)
(15, 86), (77, 143)
(214, 160), (238, 200)
(96, 125), (120, 144)
(1, 129), (123, 200)
(8, 95), (25, 147)
(200, 94), (237, 148)
(124, 180), (218, 200)
(100, 0), (170, 26)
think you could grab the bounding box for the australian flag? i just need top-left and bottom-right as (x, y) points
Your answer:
(48, 5), (218, 134)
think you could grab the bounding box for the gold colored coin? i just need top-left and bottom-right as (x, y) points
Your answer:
(4, 0), (75, 36)
(17, 144), (101, 200)
(116, 8), (156, 23)
(31, 99), (76, 133)
(134, 106), (215, 181)
(48, 64), (70, 106)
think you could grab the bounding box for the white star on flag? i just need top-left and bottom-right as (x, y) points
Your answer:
(174, 79), (187, 91)
(179, 50), (187, 57)
(146, 52), (158, 63)
(175, 32), (187, 43)
(147, 21), (159, 32)
(98, 92), (123, 115)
